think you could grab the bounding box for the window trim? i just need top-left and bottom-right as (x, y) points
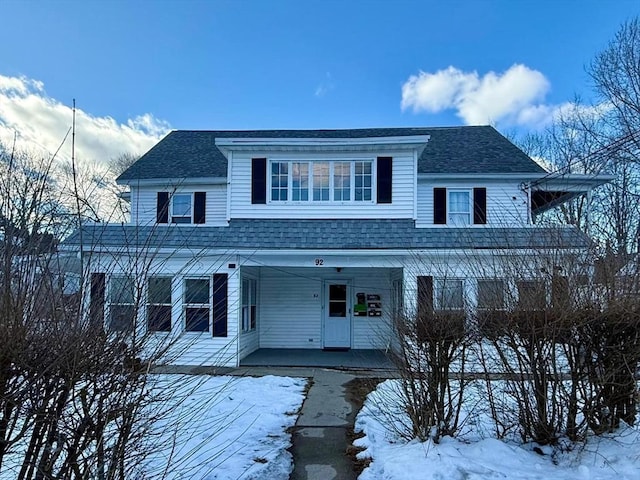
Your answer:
(268, 158), (376, 204)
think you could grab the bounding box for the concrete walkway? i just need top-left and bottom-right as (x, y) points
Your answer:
(160, 364), (390, 479)
(289, 369), (358, 480)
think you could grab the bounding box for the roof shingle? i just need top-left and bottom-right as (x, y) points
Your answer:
(117, 126), (545, 182)
(64, 219), (589, 250)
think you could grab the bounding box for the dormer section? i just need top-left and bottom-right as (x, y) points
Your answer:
(218, 135), (429, 220)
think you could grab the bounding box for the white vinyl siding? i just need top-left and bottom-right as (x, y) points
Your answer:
(416, 180), (529, 227)
(128, 184), (227, 226)
(135, 258), (239, 367)
(230, 152), (415, 219)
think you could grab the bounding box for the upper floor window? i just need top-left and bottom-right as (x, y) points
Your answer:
(172, 194), (192, 223)
(434, 187), (486, 225)
(448, 190), (471, 225)
(269, 160), (373, 203)
(157, 192), (206, 224)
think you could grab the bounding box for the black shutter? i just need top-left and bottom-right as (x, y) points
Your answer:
(157, 192), (169, 224)
(377, 157), (392, 204)
(212, 274), (228, 337)
(434, 188), (446, 224)
(194, 192), (206, 224)
(251, 158), (267, 204)
(417, 276), (434, 321)
(90, 273), (106, 325)
(473, 187), (487, 225)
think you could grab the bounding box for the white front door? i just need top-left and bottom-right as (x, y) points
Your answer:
(323, 281), (351, 349)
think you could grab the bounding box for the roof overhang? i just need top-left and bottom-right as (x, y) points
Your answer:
(530, 174), (615, 215)
(215, 135), (431, 155)
(117, 176), (228, 187)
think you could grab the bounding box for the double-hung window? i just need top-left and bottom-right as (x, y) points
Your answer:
(271, 162), (289, 201)
(109, 275), (135, 331)
(242, 278), (257, 333)
(354, 161), (372, 201)
(517, 280), (546, 311)
(147, 277), (172, 332)
(171, 194), (192, 223)
(435, 278), (464, 310)
(292, 162), (309, 201)
(270, 159), (373, 203)
(448, 190), (471, 225)
(477, 279), (505, 310)
(312, 162), (330, 201)
(184, 278), (210, 332)
(157, 192), (206, 224)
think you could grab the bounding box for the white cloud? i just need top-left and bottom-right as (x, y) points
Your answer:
(0, 74), (170, 163)
(314, 72), (334, 97)
(400, 64), (578, 129)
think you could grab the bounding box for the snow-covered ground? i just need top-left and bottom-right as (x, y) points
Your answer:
(355, 380), (640, 480)
(142, 374), (306, 480)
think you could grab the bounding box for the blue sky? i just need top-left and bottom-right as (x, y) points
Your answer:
(0, 0), (637, 161)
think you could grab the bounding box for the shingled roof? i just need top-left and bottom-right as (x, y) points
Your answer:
(117, 126), (546, 182)
(65, 220), (589, 250)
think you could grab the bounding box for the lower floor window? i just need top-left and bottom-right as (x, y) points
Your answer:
(184, 278), (210, 332)
(147, 277), (172, 332)
(109, 276), (135, 331)
(242, 277), (257, 332)
(517, 280), (546, 311)
(435, 278), (464, 310)
(477, 279), (505, 310)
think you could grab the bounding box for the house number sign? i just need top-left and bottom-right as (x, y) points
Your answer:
(314, 258), (324, 266)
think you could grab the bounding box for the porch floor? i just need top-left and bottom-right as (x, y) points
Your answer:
(240, 348), (394, 370)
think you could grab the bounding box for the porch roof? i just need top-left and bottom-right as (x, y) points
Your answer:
(64, 219), (591, 250)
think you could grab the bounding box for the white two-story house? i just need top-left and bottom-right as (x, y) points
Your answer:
(65, 126), (609, 367)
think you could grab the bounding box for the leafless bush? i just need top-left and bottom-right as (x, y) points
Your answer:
(0, 143), (225, 478)
(388, 275), (469, 443)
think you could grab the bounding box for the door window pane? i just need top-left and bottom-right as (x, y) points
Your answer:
(329, 284), (347, 316)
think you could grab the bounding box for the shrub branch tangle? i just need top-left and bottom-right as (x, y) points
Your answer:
(0, 143), (210, 478)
